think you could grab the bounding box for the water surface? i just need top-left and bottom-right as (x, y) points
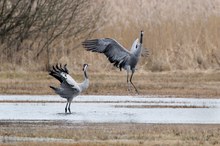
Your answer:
(0, 95), (220, 124)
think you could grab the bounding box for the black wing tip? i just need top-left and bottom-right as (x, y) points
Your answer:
(49, 86), (56, 90)
(49, 63), (69, 74)
(83, 39), (99, 42)
(82, 39), (99, 46)
(82, 39), (98, 44)
(49, 86), (60, 92)
(49, 63), (69, 83)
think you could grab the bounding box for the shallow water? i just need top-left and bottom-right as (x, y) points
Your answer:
(0, 95), (220, 124)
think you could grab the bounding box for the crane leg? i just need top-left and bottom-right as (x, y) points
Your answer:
(127, 70), (131, 91)
(130, 72), (139, 94)
(68, 101), (71, 113)
(65, 102), (68, 113)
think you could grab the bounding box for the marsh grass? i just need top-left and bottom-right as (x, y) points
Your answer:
(0, 71), (220, 97)
(1, 0), (220, 72)
(0, 122), (220, 146)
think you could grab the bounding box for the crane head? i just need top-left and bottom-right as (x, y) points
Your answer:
(83, 64), (89, 71)
(131, 38), (139, 49)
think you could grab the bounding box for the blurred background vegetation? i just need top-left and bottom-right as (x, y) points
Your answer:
(1, 0), (220, 73)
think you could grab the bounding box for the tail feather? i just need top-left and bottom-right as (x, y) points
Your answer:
(49, 86), (57, 91)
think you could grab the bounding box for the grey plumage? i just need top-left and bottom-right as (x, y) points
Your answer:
(82, 31), (148, 94)
(49, 64), (89, 113)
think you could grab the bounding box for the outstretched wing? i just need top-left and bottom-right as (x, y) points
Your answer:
(141, 48), (149, 57)
(49, 64), (80, 91)
(82, 38), (131, 70)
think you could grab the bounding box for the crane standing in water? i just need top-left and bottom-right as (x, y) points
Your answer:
(49, 64), (89, 113)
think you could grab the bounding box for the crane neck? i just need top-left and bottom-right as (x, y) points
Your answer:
(79, 69), (89, 92)
(84, 69), (88, 79)
(133, 31), (143, 57)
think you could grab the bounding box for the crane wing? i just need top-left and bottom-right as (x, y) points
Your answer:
(82, 38), (131, 70)
(49, 64), (80, 91)
(141, 48), (149, 57)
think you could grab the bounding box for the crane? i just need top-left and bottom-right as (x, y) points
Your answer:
(82, 31), (148, 94)
(49, 64), (89, 113)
